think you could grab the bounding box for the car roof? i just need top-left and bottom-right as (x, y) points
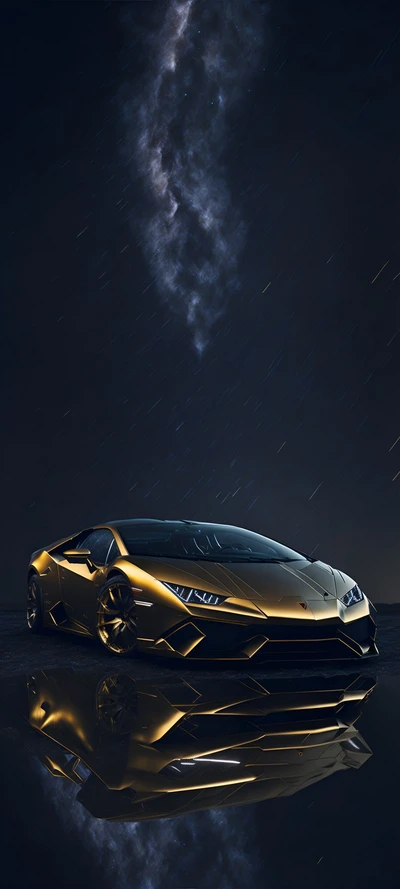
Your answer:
(103, 518), (201, 527)
(103, 517), (200, 527)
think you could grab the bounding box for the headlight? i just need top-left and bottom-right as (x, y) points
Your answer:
(340, 585), (364, 607)
(162, 583), (226, 606)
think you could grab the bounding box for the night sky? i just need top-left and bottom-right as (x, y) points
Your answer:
(2, 0), (400, 607)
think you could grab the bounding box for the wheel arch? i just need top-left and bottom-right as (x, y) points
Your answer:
(27, 566), (39, 581)
(105, 569), (132, 585)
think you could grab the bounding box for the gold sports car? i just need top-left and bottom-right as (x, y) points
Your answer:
(27, 518), (378, 660)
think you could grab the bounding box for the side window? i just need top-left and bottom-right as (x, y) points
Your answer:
(75, 531), (95, 550)
(105, 538), (119, 564)
(77, 529), (116, 566)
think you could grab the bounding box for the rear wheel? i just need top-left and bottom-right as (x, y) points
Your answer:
(96, 575), (137, 656)
(27, 575), (44, 633)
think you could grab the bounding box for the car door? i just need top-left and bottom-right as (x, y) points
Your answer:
(58, 528), (119, 629)
(35, 548), (65, 617)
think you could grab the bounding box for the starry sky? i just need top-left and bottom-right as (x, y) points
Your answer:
(2, 0), (400, 606)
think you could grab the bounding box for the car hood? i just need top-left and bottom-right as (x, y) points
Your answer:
(124, 556), (356, 604)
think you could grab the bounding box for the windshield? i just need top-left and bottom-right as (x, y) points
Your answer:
(115, 521), (304, 563)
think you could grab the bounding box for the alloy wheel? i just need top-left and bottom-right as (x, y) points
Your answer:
(27, 577), (41, 629)
(97, 582), (137, 655)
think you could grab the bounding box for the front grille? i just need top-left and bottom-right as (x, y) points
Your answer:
(163, 614), (376, 660)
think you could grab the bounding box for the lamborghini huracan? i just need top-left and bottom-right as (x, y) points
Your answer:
(26, 518), (378, 660)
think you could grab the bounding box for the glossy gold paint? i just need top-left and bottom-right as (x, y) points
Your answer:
(28, 521), (378, 660)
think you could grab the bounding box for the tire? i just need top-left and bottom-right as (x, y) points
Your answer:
(27, 574), (44, 633)
(96, 574), (138, 657)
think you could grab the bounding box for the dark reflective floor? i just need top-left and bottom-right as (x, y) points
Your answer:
(1, 665), (399, 888)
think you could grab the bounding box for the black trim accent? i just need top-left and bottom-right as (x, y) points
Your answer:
(161, 614), (377, 661)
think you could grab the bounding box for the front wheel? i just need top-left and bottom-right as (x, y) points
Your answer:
(96, 575), (138, 656)
(27, 575), (44, 633)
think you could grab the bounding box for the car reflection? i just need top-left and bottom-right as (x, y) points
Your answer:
(25, 669), (375, 821)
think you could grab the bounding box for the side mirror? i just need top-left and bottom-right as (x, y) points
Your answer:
(63, 549), (92, 563)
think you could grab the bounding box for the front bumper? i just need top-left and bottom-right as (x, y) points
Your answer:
(146, 614), (378, 661)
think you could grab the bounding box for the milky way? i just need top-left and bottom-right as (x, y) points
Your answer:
(123, 0), (266, 353)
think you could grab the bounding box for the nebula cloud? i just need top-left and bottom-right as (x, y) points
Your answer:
(36, 762), (260, 889)
(122, 0), (266, 353)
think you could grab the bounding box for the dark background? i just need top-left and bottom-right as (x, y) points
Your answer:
(2, 0), (400, 607)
